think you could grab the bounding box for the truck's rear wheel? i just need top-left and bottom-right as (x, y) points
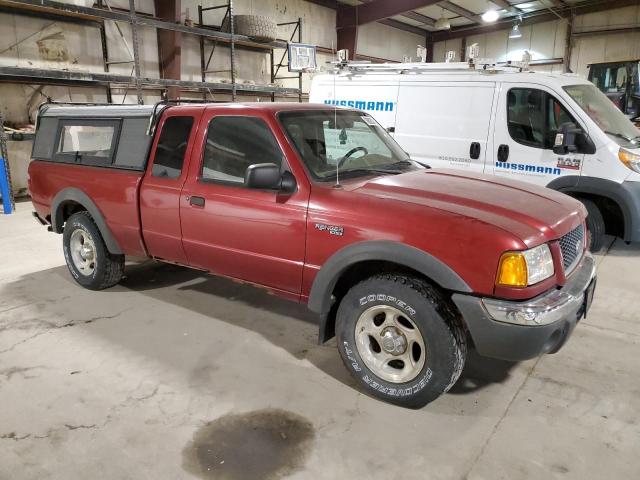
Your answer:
(63, 211), (124, 290)
(580, 198), (605, 252)
(336, 274), (466, 408)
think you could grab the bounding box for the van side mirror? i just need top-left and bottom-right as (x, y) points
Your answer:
(244, 163), (296, 193)
(553, 122), (596, 155)
(553, 122), (582, 155)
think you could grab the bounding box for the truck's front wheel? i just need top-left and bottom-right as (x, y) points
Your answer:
(336, 274), (466, 408)
(63, 211), (124, 290)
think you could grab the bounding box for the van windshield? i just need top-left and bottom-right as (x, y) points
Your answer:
(278, 110), (418, 181)
(564, 84), (640, 148)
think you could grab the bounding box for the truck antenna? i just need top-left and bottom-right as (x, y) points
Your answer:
(333, 70), (341, 188)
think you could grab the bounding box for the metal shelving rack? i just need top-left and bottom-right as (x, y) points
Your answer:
(198, 1), (304, 103)
(0, 0), (303, 101)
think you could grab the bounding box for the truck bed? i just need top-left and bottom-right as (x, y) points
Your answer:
(29, 160), (147, 257)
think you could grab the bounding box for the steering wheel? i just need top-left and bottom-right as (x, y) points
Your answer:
(338, 146), (368, 167)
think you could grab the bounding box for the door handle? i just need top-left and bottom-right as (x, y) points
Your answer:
(189, 196), (205, 207)
(497, 144), (510, 162)
(470, 142), (481, 160)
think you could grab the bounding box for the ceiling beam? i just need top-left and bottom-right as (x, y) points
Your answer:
(337, 0), (442, 27)
(378, 18), (430, 35)
(437, 1), (480, 23)
(306, 0), (429, 35)
(489, 0), (520, 15)
(432, 0), (640, 41)
(399, 10), (436, 27)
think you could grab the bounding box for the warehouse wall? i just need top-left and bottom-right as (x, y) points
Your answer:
(570, 5), (640, 78)
(357, 22), (425, 61)
(432, 19), (567, 73)
(432, 5), (640, 76)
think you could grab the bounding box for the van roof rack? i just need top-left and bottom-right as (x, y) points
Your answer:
(333, 58), (530, 74)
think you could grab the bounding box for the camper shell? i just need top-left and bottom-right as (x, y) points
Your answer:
(33, 104), (155, 171)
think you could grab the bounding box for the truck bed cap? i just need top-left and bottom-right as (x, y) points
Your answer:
(39, 104), (155, 118)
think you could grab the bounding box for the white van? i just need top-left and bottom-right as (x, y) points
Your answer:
(309, 61), (640, 250)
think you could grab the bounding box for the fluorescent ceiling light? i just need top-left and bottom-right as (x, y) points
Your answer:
(509, 24), (522, 39)
(481, 10), (500, 22)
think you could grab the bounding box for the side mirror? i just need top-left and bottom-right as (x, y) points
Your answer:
(244, 163), (297, 193)
(553, 122), (582, 155)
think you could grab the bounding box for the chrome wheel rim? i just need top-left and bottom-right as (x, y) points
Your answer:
(69, 229), (96, 276)
(354, 305), (426, 383)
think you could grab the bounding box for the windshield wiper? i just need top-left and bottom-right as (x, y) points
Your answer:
(322, 167), (403, 181)
(604, 131), (634, 142)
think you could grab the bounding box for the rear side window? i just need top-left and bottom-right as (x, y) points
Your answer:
(54, 119), (120, 166)
(201, 116), (282, 185)
(152, 116), (194, 179)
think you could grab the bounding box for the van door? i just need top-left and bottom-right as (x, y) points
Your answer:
(491, 83), (585, 187)
(393, 81), (496, 174)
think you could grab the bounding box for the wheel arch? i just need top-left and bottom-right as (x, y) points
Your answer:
(308, 241), (472, 343)
(51, 188), (123, 255)
(547, 176), (633, 240)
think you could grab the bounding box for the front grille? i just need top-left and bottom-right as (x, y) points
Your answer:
(559, 224), (584, 273)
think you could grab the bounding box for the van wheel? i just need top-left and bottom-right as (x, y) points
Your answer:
(580, 199), (605, 252)
(63, 211), (124, 290)
(336, 274), (466, 408)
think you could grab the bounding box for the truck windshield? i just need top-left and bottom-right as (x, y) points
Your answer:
(564, 84), (640, 148)
(279, 110), (417, 181)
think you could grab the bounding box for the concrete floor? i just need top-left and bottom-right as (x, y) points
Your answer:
(1, 203), (639, 480)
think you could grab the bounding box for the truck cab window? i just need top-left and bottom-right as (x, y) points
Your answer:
(152, 116), (194, 179)
(507, 88), (577, 149)
(201, 116), (283, 185)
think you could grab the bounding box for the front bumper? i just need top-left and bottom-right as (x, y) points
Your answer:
(452, 253), (596, 361)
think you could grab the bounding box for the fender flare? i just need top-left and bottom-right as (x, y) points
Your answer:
(308, 240), (471, 315)
(547, 175), (640, 241)
(51, 188), (123, 254)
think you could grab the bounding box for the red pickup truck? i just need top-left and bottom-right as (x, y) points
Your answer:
(29, 101), (596, 408)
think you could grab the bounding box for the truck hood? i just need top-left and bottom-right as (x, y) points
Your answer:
(354, 168), (585, 246)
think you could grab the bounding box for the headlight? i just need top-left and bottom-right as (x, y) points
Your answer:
(618, 148), (640, 173)
(496, 244), (555, 287)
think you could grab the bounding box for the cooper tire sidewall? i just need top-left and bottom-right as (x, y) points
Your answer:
(336, 280), (456, 406)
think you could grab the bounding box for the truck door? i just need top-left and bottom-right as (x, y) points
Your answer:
(140, 110), (200, 264)
(491, 84), (585, 187)
(179, 110), (308, 297)
(393, 80), (496, 174)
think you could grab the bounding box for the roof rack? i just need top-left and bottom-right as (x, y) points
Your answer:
(334, 58), (529, 74)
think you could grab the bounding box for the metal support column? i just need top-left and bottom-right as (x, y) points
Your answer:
(97, 0), (112, 102)
(198, 5), (206, 99)
(229, 0), (236, 101)
(564, 11), (575, 73)
(298, 17), (302, 103)
(270, 49), (275, 102)
(128, 0), (144, 104)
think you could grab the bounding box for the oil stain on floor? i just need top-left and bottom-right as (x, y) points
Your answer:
(182, 408), (315, 480)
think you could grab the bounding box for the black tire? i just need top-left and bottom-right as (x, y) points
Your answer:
(580, 198), (605, 252)
(336, 274), (466, 408)
(222, 15), (278, 42)
(62, 211), (124, 290)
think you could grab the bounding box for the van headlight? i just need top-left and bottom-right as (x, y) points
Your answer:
(618, 148), (640, 173)
(496, 244), (555, 287)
